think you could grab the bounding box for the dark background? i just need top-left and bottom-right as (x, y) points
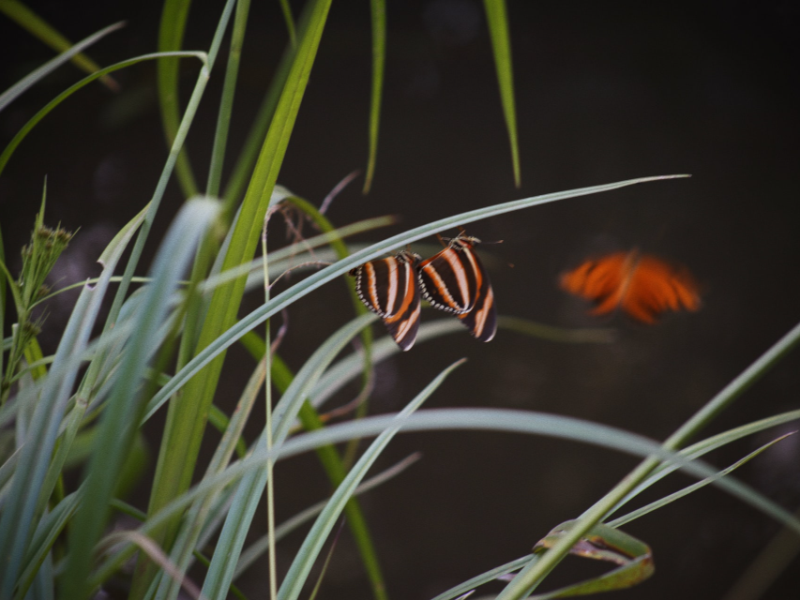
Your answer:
(2, 1), (800, 598)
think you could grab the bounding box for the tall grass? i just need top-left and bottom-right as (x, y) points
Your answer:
(1, 2), (798, 600)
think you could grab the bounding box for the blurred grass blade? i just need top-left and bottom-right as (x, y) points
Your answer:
(309, 317), (612, 414)
(278, 0), (297, 46)
(482, 0), (520, 187)
(16, 491), (81, 599)
(145, 175), (687, 419)
(235, 453), (420, 577)
(94, 405), (799, 588)
(200, 313), (375, 600)
(0, 0), (119, 91)
(157, 358), (266, 600)
(206, 0), (251, 197)
(363, 0), (386, 193)
(145, 0), (333, 581)
(0, 51), (205, 179)
(430, 556), (534, 600)
(277, 359), (465, 600)
(0, 198), (153, 596)
(61, 198), (219, 600)
(609, 433), (795, 528)
(530, 521), (653, 597)
(0, 21), (124, 113)
(606, 409), (800, 520)
(158, 0), (199, 197)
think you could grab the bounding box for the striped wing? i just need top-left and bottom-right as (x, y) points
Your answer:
(351, 251), (421, 351)
(418, 234), (497, 342)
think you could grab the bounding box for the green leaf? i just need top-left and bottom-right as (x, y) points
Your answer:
(199, 313), (375, 600)
(145, 176), (688, 420)
(609, 433), (796, 528)
(157, 0), (198, 197)
(0, 0), (119, 91)
(482, 0), (521, 187)
(0, 21), (124, 114)
(363, 0), (386, 193)
(61, 198), (219, 600)
(277, 360), (465, 600)
(530, 521), (654, 597)
(0, 51), (205, 179)
(143, 0), (333, 583)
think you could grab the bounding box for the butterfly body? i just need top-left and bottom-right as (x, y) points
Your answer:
(350, 250), (422, 351)
(418, 234), (497, 342)
(560, 249), (700, 324)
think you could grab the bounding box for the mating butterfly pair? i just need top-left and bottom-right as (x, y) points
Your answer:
(350, 233), (497, 351)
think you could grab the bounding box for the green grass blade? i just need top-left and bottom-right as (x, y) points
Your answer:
(143, 0), (333, 579)
(609, 433), (795, 528)
(606, 409), (800, 520)
(362, 0), (386, 193)
(0, 21), (124, 113)
(277, 0), (297, 47)
(277, 360), (465, 600)
(156, 359), (266, 600)
(482, 0), (520, 187)
(157, 0), (198, 197)
(199, 313), (374, 600)
(0, 0), (118, 90)
(16, 491), (81, 599)
(94, 405), (799, 590)
(495, 320), (800, 600)
(221, 29), (295, 207)
(145, 175), (687, 418)
(206, 0), (251, 197)
(61, 198), (219, 600)
(0, 51), (205, 179)
(0, 195), (151, 595)
(234, 453), (420, 577)
(430, 555), (533, 600)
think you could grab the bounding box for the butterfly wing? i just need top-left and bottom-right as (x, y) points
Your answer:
(351, 252), (421, 350)
(561, 250), (701, 323)
(622, 256), (701, 323)
(458, 264), (497, 341)
(420, 235), (497, 341)
(560, 252), (632, 316)
(418, 246), (479, 314)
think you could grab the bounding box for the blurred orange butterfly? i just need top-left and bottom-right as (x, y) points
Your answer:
(560, 249), (701, 324)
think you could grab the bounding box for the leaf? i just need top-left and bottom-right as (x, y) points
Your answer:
(482, 0), (520, 187)
(0, 0), (119, 91)
(363, 0), (386, 193)
(0, 21), (124, 113)
(530, 520), (654, 597)
(143, 0), (334, 582)
(61, 198), (219, 600)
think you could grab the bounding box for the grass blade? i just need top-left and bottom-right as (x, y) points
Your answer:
(145, 175), (688, 418)
(363, 0), (386, 193)
(0, 51), (206, 179)
(277, 360), (465, 600)
(482, 0), (520, 187)
(199, 313), (374, 600)
(0, 0), (119, 90)
(144, 0), (333, 579)
(157, 0), (199, 197)
(0, 21), (124, 113)
(61, 198), (219, 600)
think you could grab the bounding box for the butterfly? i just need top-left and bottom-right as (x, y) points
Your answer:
(560, 249), (701, 324)
(417, 232), (497, 342)
(350, 250), (422, 351)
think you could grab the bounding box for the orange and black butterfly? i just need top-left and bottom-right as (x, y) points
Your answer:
(417, 232), (497, 342)
(560, 249), (701, 324)
(350, 250), (422, 351)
